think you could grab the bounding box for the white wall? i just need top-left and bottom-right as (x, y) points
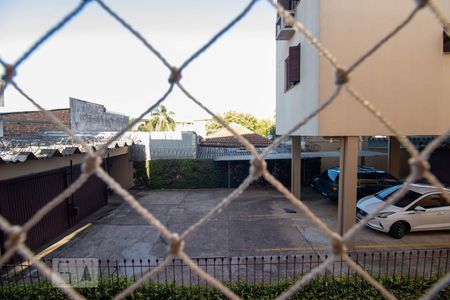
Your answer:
(276, 0), (320, 136)
(149, 131), (197, 159)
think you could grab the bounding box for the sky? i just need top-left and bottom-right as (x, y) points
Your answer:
(0, 0), (276, 122)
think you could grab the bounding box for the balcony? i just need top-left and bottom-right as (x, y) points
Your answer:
(275, 10), (295, 40)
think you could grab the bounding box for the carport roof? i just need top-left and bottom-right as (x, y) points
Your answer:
(214, 150), (386, 161)
(368, 136), (450, 149)
(0, 132), (137, 163)
(198, 146), (387, 161)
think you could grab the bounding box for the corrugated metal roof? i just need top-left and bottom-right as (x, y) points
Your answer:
(201, 134), (272, 148)
(1, 152), (38, 163)
(0, 133), (136, 163)
(197, 146), (274, 159)
(201, 123), (272, 148)
(198, 146), (387, 161)
(60, 147), (82, 156)
(368, 136), (450, 149)
(36, 149), (63, 159)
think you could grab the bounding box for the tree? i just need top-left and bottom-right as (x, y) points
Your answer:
(138, 105), (176, 132)
(254, 118), (275, 138)
(205, 111), (275, 138)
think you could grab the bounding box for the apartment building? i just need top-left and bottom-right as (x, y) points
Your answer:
(275, 0), (450, 238)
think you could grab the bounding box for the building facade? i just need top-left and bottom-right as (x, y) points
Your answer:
(0, 97), (129, 137)
(276, 0), (450, 136)
(275, 0), (450, 239)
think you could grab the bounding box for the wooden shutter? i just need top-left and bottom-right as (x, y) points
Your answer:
(288, 44), (301, 84)
(444, 30), (450, 53)
(278, 0), (290, 9)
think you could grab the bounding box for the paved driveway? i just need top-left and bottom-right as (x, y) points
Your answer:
(45, 187), (450, 260)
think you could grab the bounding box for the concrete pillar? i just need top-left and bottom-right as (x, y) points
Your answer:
(359, 136), (368, 166)
(291, 136), (301, 199)
(228, 161), (231, 188)
(338, 136), (359, 245)
(388, 136), (400, 178)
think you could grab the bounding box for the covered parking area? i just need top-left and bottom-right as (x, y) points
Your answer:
(289, 136), (400, 245)
(213, 146), (387, 191)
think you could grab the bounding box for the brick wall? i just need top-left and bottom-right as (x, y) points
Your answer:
(1, 109), (70, 136)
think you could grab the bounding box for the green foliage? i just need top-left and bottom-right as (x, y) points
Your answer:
(149, 159), (228, 189)
(133, 159), (228, 189)
(206, 111), (275, 137)
(133, 161), (151, 187)
(2, 276), (449, 299)
(254, 118), (275, 138)
(138, 105), (176, 132)
(137, 123), (149, 132)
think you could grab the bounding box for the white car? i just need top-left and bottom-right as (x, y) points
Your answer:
(356, 184), (450, 239)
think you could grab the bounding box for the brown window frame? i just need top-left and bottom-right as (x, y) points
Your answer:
(278, 0), (300, 10)
(284, 43), (301, 92)
(444, 29), (450, 53)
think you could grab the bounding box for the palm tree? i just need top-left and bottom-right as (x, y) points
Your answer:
(144, 105), (176, 131)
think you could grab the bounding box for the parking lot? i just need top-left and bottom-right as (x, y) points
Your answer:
(44, 187), (450, 261)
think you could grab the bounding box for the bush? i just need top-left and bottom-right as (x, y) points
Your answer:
(133, 159), (228, 189)
(1, 276), (449, 300)
(133, 161), (151, 187)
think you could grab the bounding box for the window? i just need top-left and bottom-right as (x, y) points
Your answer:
(358, 173), (378, 185)
(288, 0), (300, 10)
(376, 173), (399, 185)
(412, 194), (445, 209)
(284, 43), (301, 91)
(444, 29), (450, 53)
(375, 185), (421, 208)
(278, 0), (300, 10)
(327, 170), (339, 183)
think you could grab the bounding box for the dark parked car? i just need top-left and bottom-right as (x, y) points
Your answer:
(311, 167), (400, 200)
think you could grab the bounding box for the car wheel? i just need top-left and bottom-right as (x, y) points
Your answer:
(389, 221), (410, 239)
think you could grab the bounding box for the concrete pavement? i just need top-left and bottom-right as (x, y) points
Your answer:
(44, 187), (450, 260)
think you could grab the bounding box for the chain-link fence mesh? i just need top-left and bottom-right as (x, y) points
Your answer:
(1, 0), (450, 299)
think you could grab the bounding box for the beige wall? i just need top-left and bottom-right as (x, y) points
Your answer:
(107, 153), (134, 190)
(361, 148), (414, 179)
(277, 0), (450, 136)
(0, 147), (129, 181)
(364, 150), (388, 171)
(318, 0), (450, 136)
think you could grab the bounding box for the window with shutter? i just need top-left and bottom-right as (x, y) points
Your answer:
(278, 0), (290, 10)
(284, 43), (301, 92)
(444, 29), (450, 53)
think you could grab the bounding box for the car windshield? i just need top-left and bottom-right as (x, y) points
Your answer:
(375, 185), (421, 207)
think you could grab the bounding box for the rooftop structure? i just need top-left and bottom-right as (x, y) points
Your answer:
(201, 123), (272, 148)
(0, 132), (136, 163)
(0, 98), (129, 137)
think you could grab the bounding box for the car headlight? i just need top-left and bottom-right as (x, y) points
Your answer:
(377, 211), (395, 218)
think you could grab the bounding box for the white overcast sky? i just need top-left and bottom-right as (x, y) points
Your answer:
(0, 0), (275, 121)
